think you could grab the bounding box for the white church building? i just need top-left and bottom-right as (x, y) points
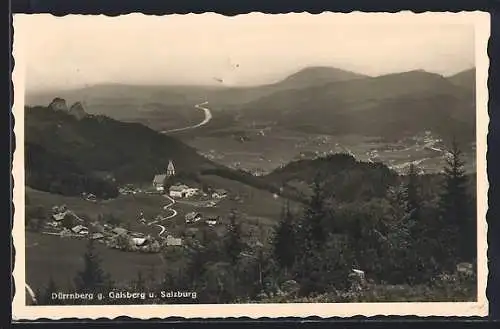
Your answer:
(152, 160), (176, 192)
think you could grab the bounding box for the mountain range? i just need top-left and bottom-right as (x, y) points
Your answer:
(236, 68), (476, 142)
(25, 66), (476, 142)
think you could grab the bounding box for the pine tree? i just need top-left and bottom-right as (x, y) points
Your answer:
(272, 200), (296, 271)
(439, 139), (473, 262)
(405, 163), (421, 233)
(301, 173), (330, 250)
(186, 243), (207, 289)
(406, 164), (419, 207)
(74, 239), (112, 294)
(224, 209), (244, 266)
(293, 172), (334, 294)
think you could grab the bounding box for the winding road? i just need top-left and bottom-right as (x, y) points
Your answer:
(146, 194), (178, 237)
(162, 101), (212, 134)
(154, 102), (211, 233)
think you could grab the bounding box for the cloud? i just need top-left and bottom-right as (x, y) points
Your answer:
(15, 13), (475, 92)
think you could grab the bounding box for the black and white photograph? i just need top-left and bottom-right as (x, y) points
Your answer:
(12, 12), (489, 319)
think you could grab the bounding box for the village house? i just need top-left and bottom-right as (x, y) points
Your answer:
(185, 212), (202, 224)
(166, 235), (182, 246)
(60, 228), (73, 237)
(112, 227), (128, 236)
(119, 185), (137, 195)
(211, 188), (228, 199)
(130, 232), (145, 238)
(85, 193), (97, 202)
(152, 174), (167, 192)
(205, 216), (220, 226)
(52, 205), (67, 213)
(152, 160), (176, 192)
(90, 232), (105, 240)
(131, 237), (148, 247)
(52, 211), (67, 222)
(184, 187), (199, 198)
(169, 184), (189, 198)
(46, 221), (60, 228)
(71, 225), (89, 235)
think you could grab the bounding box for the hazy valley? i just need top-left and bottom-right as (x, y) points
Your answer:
(27, 66), (477, 176)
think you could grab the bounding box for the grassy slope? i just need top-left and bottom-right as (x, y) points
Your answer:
(25, 106), (218, 184)
(25, 178), (286, 292)
(26, 231), (164, 291)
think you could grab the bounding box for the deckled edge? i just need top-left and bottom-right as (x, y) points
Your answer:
(11, 10), (491, 322)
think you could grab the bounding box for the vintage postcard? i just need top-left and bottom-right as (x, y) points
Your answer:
(12, 11), (490, 320)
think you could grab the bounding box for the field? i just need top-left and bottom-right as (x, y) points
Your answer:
(25, 231), (165, 292)
(184, 129), (477, 175)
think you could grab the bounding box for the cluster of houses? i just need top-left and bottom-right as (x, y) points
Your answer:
(44, 205), (183, 253)
(151, 160), (229, 201)
(169, 184), (199, 198)
(118, 185), (142, 195)
(169, 184), (228, 200)
(184, 212), (220, 226)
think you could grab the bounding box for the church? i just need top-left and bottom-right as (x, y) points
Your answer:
(152, 160), (176, 192)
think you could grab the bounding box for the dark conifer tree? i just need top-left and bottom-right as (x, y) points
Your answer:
(439, 139), (473, 262)
(272, 200), (296, 271)
(405, 163), (422, 235)
(293, 172), (334, 294)
(224, 209), (244, 266)
(300, 173), (330, 251)
(74, 239), (113, 294)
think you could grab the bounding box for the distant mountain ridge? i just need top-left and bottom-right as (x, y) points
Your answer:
(448, 68), (476, 93)
(237, 69), (476, 142)
(24, 66), (369, 112)
(25, 67), (476, 143)
(272, 66), (367, 89)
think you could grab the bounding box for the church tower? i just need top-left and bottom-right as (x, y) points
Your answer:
(167, 160), (176, 177)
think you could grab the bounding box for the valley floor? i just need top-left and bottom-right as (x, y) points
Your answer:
(183, 130), (476, 176)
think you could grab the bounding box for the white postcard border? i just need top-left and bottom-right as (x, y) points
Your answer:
(12, 11), (490, 320)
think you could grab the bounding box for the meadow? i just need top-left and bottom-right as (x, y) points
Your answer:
(24, 174), (288, 294)
(185, 130), (476, 175)
(25, 231), (165, 292)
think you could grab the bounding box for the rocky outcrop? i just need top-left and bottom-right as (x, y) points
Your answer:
(48, 97), (68, 112)
(69, 102), (87, 120)
(48, 98), (87, 120)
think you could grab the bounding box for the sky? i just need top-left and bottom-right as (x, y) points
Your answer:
(15, 13), (477, 92)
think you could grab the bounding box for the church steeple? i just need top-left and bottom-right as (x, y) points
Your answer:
(167, 160), (175, 177)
